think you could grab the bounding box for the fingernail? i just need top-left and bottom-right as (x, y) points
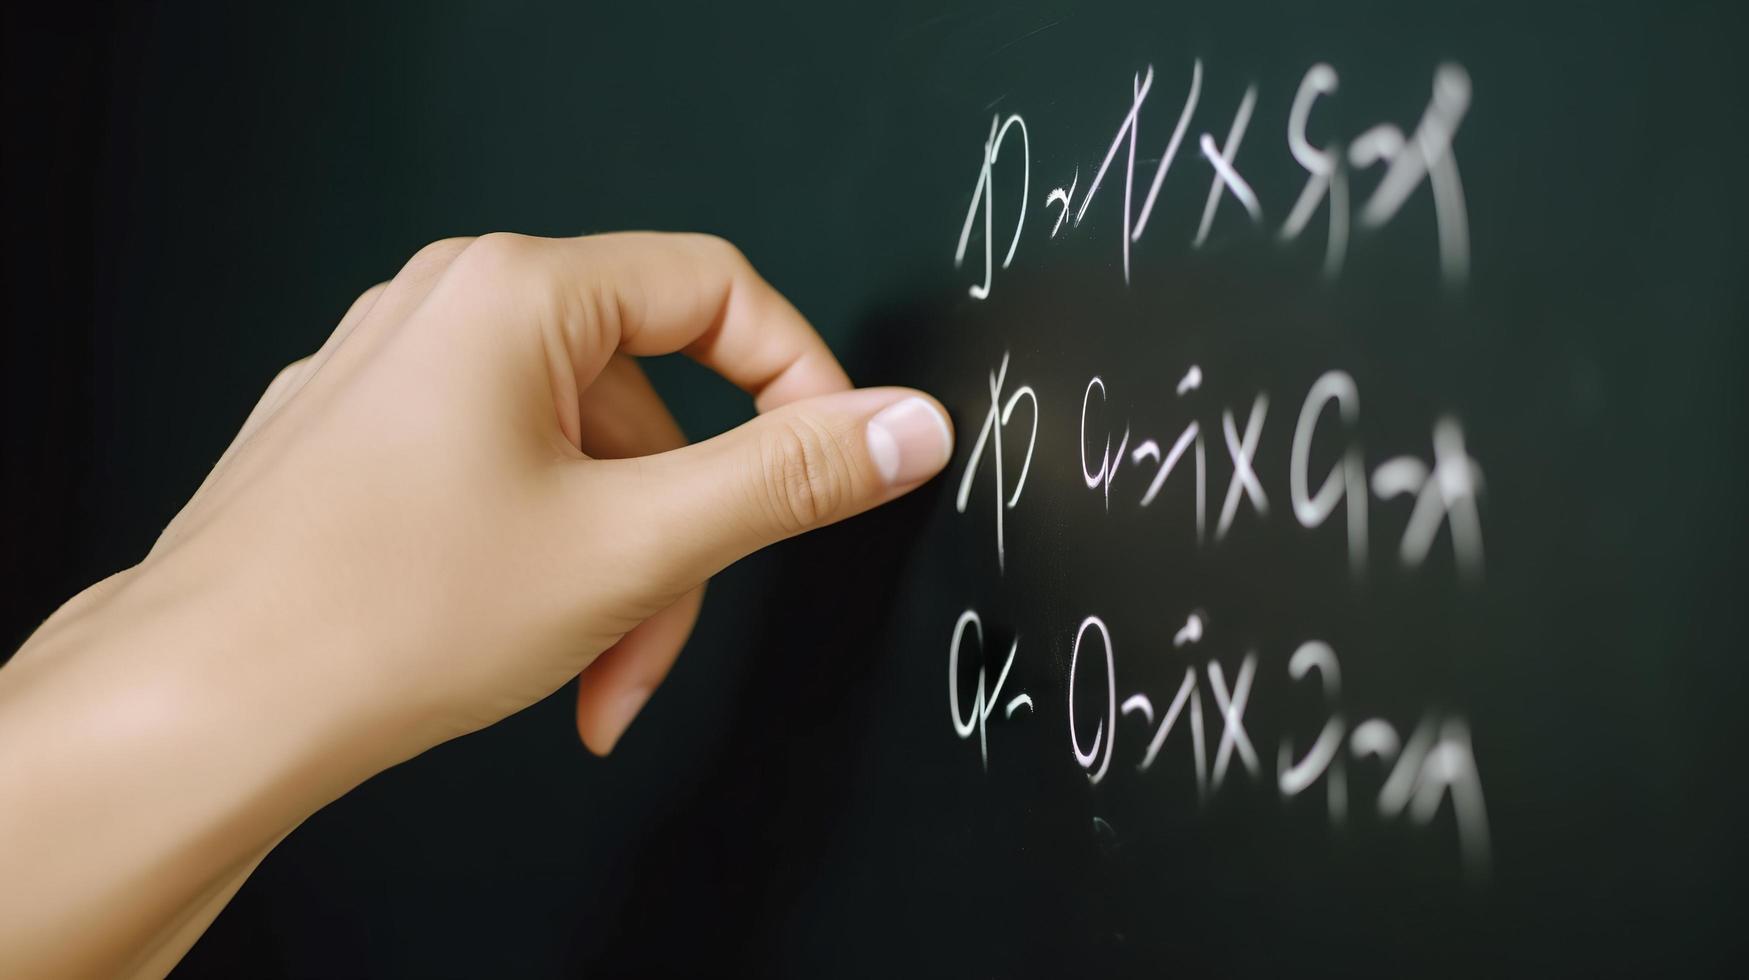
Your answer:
(866, 396), (954, 486)
(598, 685), (653, 754)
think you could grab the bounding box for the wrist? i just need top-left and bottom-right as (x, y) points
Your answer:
(105, 547), (434, 802)
(0, 551), (436, 975)
(3, 553), (411, 905)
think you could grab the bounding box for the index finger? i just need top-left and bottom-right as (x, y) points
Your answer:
(437, 231), (852, 412)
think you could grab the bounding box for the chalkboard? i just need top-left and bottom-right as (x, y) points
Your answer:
(7, 1), (1743, 976)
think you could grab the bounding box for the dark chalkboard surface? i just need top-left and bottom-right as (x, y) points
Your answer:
(7, 1), (1743, 975)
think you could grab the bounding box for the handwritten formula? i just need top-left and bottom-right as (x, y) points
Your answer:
(943, 56), (1491, 881)
(955, 61), (1472, 298)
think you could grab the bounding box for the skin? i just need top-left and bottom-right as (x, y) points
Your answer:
(0, 232), (954, 978)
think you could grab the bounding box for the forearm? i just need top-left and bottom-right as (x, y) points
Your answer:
(0, 562), (407, 977)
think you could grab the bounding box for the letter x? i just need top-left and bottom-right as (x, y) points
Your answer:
(1208, 653), (1259, 790)
(1216, 394), (1268, 540)
(1194, 85), (1263, 247)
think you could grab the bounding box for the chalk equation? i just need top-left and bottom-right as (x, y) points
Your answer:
(955, 60), (1472, 298)
(1082, 367), (1485, 580)
(948, 353), (1490, 876)
(955, 355), (1486, 581)
(941, 54), (1491, 882)
(942, 62), (1489, 882)
(949, 608), (1491, 879)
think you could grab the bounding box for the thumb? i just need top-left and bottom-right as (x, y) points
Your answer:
(613, 386), (954, 589)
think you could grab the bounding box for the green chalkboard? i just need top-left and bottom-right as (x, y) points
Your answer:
(24, 1), (1743, 975)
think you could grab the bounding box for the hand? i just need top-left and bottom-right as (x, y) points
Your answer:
(0, 232), (953, 977)
(156, 231), (953, 754)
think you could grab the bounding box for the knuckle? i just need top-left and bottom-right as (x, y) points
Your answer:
(448, 231), (538, 285)
(354, 280), (390, 306)
(273, 356), (311, 387)
(685, 232), (749, 270)
(398, 236), (476, 281)
(755, 416), (848, 535)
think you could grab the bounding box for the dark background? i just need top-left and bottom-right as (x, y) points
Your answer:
(4, 1), (1745, 976)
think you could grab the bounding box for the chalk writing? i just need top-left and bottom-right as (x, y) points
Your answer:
(941, 53), (1491, 885)
(1072, 366), (1486, 579)
(956, 353), (1039, 571)
(953, 59), (1471, 298)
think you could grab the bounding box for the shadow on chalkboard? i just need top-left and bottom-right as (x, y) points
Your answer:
(582, 289), (956, 974)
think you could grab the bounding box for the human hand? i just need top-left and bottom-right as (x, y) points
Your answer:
(146, 231), (955, 759)
(0, 231), (954, 976)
